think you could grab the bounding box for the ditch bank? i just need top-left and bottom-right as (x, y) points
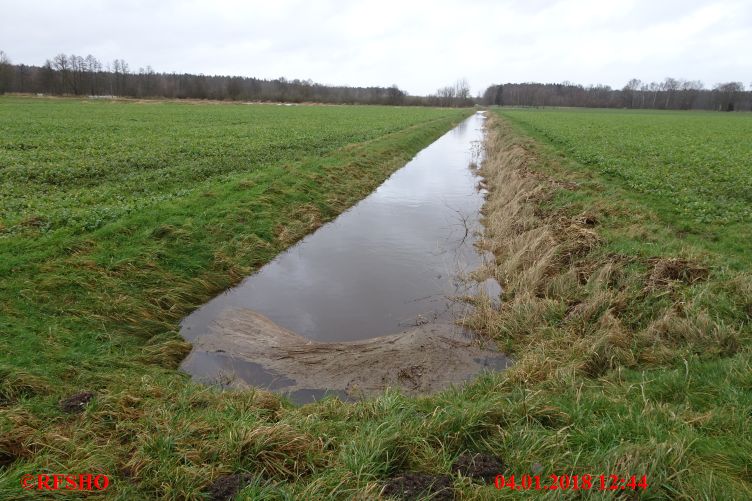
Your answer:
(461, 113), (740, 386)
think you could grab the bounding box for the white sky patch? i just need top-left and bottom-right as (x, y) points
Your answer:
(0, 0), (749, 95)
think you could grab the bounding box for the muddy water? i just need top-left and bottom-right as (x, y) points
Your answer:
(180, 112), (509, 402)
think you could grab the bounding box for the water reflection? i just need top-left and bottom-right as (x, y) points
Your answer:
(181, 112), (491, 344)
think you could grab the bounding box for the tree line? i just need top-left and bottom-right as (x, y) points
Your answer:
(2, 51), (749, 110)
(0, 50), (476, 107)
(481, 79), (752, 111)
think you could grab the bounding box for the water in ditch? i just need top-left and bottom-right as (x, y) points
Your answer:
(180, 112), (509, 402)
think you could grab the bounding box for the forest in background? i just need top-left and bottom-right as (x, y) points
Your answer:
(482, 79), (752, 111)
(0, 50), (750, 110)
(0, 51), (473, 107)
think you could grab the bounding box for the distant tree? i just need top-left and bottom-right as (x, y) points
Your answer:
(13, 64), (32, 93)
(453, 78), (470, 101)
(623, 79), (642, 108)
(677, 80), (703, 109)
(714, 82), (744, 111)
(111, 59), (129, 96)
(661, 77), (679, 109)
(85, 54), (101, 95)
(40, 60), (56, 93)
(69, 54), (86, 94)
(226, 76), (243, 100)
(52, 53), (71, 93)
(0, 50), (11, 94)
(386, 84), (405, 105)
(432, 79), (472, 107)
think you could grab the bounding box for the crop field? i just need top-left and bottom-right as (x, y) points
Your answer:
(1, 98), (463, 236)
(498, 108), (752, 267)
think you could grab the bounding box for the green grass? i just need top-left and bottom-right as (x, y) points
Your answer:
(0, 96), (473, 498)
(1, 99), (751, 500)
(497, 108), (752, 269)
(472, 108), (752, 499)
(1, 97), (463, 236)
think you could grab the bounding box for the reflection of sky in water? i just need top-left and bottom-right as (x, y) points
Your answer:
(181, 113), (489, 342)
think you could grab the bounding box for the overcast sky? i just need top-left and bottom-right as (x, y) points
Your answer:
(1, 0), (750, 95)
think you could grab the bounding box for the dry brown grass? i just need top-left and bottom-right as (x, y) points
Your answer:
(0, 410), (40, 467)
(274, 202), (323, 246)
(0, 366), (50, 405)
(462, 115), (741, 385)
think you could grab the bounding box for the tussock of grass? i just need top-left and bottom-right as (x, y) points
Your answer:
(0, 366), (50, 406)
(465, 116), (749, 386)
(455, 113), (752, 499)
(139, 334), (193, 369)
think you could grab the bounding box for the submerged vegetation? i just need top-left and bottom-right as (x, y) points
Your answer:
(1, 97), (750, 499)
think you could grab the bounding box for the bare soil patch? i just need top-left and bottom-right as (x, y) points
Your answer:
(451, 452), (504, 482)
(207, 474), (255, 501)
(382, 474), (454, 500)
(59, 391), (95, 413)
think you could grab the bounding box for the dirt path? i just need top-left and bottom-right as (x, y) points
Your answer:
(186, 309), (509, 398)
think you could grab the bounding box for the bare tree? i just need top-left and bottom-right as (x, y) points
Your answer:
(52, 53), (71, 93)
(85, 54), (100, 95)
(677, 80), (703, 109)
(453, 78), (470, 101)
(0, 50), (11, 94)
(714, 82), (745, 111)
(662, 77), (679, 109)
(69, 54), (85, 94)
(432, 79), (472, 107)
(623, 79), (641, 108)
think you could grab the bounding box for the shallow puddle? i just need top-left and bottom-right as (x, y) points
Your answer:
(180, 112), (509, 402)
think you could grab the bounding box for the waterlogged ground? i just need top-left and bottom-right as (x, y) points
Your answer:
(181, 112), (508, 400)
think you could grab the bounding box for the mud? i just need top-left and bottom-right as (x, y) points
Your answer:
(382, 473), (454, 500)
(184, 309), (508, 399)
(451, 453), (504, 482)
(207, 474), (255, 501)
(59, 391), (95, 413)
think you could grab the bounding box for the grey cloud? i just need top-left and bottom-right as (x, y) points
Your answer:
(0, 0), (749, 95)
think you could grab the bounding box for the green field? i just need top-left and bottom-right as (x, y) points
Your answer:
(1, 98), (751, 500)
(470, 108), (752, 499)
(498, 108), (752, 268)
(1, 98), (463, 236)
(0, 97), (471, 498)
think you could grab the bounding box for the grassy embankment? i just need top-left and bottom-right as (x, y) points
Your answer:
(460, 108), (751, 499)
(1, 99), (750, 500)
(0, 97), (471, 499)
